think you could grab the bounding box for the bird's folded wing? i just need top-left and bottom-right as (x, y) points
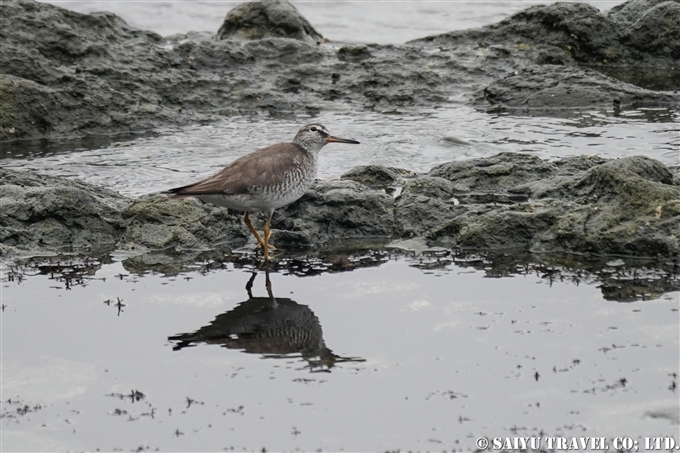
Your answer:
(164, 143), (305, 196)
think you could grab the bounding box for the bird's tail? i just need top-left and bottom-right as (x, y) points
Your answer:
(162, 184), (197, 199)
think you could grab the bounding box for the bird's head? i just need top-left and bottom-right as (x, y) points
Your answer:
(293, 123), (360, 153)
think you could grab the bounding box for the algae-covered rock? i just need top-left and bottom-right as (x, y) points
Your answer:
(608, 0), (672, 25)
(536, 156), (679, 255)
(474, 65), (680, 112)
(276, 180), (396, 242)
(429, 153), (555, 193)
(425, 154), (680, 256)
(622, 1), (680, 59)
(340, 165), (414, 191)
(0, 74), (70, 140)
(2, 0), (679, 141)
(118, 195), (248, 251)
(2, 154), (678, 259)
(414, 0), (680, 66)
(0, 0), (194, 140)
(337, 45), (372, 62)
(0, 168), (127, 252)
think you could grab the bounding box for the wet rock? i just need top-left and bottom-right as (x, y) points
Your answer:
(426, 154), (680, 256)
(400, 176), (455, 199)
(413, 0), (680, 67)
(427, 201), (567, 250)
(243, 38), (325, 64)
(621, 1), (680, 60)
(217, 0), (324, 43)
(0, 0), (198, 140)
(670, 165), (680, 186)
(507, 2), (618, 64)
(0, 168), (127, 253)
(429, 152), (555, 193)
(608, 0), (672, 25)
(0, 74), (72, 140)
(118, 195), (248, 251)
(275, 180), (396, 242)
(337, 45), (372, 62)
(2, 154), (679, 259)
(269, 229), (314, 248)
(539, 155), (674, 197)
(530, 157), (680, 255)
(553, 155), (609, 174)
(3, 0), (679, 141)
(394, 177), (463, 238)
(473, 65), (680, 111)
(510, 2), (620, 64)
(340, 165), (414, 191)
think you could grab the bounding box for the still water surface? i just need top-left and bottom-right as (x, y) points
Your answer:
(2, 254), (678, 451)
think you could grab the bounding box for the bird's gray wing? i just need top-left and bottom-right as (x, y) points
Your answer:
(164, 143), (306, 196)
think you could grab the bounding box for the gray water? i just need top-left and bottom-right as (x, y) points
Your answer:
(42, 0), (626, 45)
(2, 254), (678, 451)
(4, 108), (679, 197)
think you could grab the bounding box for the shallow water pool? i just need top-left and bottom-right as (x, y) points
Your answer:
(2, 252), (678, 451)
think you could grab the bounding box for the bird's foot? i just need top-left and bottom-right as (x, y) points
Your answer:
(258, 250), (282, 268)
(255, 242), (277, 252)
(261, 248), (282, 262)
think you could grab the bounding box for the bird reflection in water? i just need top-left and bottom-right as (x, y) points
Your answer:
(168, 268), (364, 372)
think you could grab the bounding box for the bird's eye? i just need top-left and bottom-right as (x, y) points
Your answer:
(310, 126), (317, 132)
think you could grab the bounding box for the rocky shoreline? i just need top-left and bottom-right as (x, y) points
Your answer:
(1, 0), (679, 261)
(1, 0), (679, 140)
(2, 153), (679, 259)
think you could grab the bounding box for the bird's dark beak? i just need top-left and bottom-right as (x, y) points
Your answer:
(325, 135), (360, 144)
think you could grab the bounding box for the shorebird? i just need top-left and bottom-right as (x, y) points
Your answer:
(164, 124), (360, 260)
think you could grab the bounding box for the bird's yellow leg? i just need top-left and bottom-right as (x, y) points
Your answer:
(263, 216), (271, 262)
(266, 229), (277, 251)
(261, 211), (281, 259)
(253, 213), (277, 252)
(242, 212), (266, 249)
(254, 241), (277, 251)
(253, 232), (277, 251)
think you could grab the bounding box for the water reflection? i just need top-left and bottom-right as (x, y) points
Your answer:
(406, 250), (680, 302)
(3, 247), (678, 302)
(0, 130), (160, 161)
(168, 268), (365, 371)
